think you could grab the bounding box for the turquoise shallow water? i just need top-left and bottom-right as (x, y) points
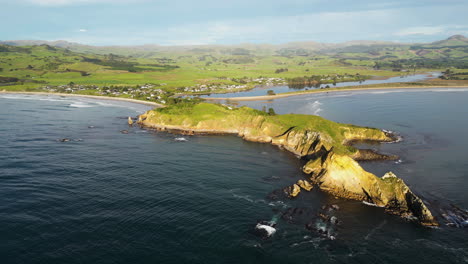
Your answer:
(0, 91), (467, 264)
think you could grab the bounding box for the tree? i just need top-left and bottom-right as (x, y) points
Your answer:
(267, 90), (276, 96)
(267, 108), (276, 116)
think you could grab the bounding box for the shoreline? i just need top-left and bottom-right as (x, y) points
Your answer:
(0, 91), (164, 107)
(203, 85), (468, 101)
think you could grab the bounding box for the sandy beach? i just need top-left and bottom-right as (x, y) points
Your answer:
(0, 91), (164, 107)
(203, 85), (468, 101)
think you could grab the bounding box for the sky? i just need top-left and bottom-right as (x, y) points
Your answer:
(1, 0), (467, 46)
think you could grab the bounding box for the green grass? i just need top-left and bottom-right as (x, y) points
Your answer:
(150, 103), (386, 155)
(1, 39), (467, 98)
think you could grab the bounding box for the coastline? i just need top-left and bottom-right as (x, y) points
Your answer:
(203, 85), (468, 101)
(137, 103), (439, 226)
(0, 91), (165, 108)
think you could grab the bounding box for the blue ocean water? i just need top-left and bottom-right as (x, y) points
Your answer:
(0, 91), (467, 264)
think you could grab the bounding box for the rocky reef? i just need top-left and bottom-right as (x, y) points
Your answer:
(137, 103), (438, 226)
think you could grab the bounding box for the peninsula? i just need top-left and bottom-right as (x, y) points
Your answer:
(137, 102), (438, 226)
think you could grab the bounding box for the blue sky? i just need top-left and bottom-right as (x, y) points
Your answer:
(1, 0), (467, 46)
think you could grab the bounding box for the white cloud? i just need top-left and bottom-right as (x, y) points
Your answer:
(53, 9), (397, 45)
(158, 9), (395, 45)
(394, 25), (468, 37)
(395, 26), (445, 36)
(79, 29), (87, 32)
(36, 4), (467, 45)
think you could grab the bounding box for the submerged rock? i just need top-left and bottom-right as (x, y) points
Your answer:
(440, 204), (468, 228)
(254, 220), (277, 239)
(128, 116), (133, 126)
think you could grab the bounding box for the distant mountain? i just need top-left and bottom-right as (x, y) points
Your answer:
(0, 40), (86, 49)
(430, 35), (468, 47)
(1, 35), (466, 57)
(0, 38), (422, 51)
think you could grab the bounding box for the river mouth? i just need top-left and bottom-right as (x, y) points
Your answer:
(198, 72), (440, 99)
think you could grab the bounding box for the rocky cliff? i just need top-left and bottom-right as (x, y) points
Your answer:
(138, 103), (438, 226)
(304, 151), (437, 226)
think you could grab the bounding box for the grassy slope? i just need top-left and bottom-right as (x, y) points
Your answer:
(149, 103), (385, 155)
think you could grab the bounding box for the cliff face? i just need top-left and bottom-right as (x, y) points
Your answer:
(138, 103), (438, 226)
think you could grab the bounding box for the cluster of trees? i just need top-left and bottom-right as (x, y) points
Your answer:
(231, 77), (249, 84)
(286, 74), (366, 89)
(440, 69), (468, 80)
(275, 68), (288, 73)
(261, 106), (276, 115)
(374, 59), (468, 71)
(82, 56), (179, 72)
(222, 56), (255, 64)
(0, 76), (19, 83)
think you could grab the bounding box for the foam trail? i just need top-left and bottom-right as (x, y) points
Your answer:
(362, 201), (384, 207)
(0, 94), (69, 102)
(255, 223), (276, 236)
(306, 100), (323, 115)
(365, 220), (387, 240)
(255, 214), (280, 237)
(69, 102), (93, 108)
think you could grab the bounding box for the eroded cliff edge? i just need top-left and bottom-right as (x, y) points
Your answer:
(137, 103), (438, 226)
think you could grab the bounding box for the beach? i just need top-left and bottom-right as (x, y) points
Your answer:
(0, 91), (164, 108)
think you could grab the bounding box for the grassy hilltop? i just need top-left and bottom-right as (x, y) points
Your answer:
(142, 102), (389, 155)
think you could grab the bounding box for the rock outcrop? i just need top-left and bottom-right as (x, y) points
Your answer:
(137, 103), (438, 226)
(304, 151), (437, 226)
(297, 180), (313, 191)
(285, 184), (301, 198)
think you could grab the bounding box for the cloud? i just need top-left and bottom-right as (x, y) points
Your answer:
(394, 25), (468, 37)
(395, 26), (445, 36)
(157, 9), (396, 45)
(51, 9), (399, 45)
(13, 2), (467, 45)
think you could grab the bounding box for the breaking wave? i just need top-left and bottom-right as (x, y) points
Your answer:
(69, 102), (93, 108)
(306, 100), (323, 116)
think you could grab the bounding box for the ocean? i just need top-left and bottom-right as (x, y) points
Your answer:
(0, 90), (467, 263)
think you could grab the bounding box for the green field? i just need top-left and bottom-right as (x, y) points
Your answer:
(1, 35), (467, 104)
